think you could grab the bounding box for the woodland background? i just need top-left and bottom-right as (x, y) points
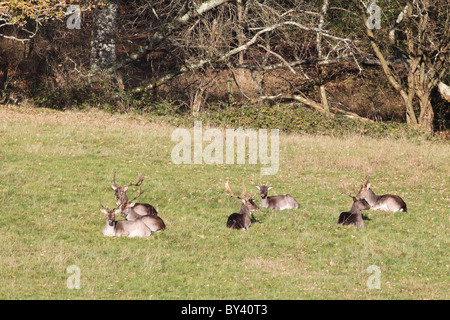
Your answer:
(0, 0), (449, 135)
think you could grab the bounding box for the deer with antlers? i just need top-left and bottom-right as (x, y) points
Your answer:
(225, 180), (259, 230)
(119, 187), (166, 233)
(100, 197), (153, 237)
(111, 171), (158, 216)
(356, 175), (407, 212)
(338, 183), (370, 228)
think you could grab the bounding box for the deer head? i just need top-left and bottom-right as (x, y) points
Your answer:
(255, 185), (273, 199)
(119, 186), (145, 217)
(340, 182), (370, 211)
(356, 175), (372, 200)
(111, 171), (144, 206)
(100, 197), (120, 226)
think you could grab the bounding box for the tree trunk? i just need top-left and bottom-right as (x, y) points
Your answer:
(403, 70), (418, 126)
(417, 94), (434, 131)
(319, 85), (330, 115)
(90, 1), (119, 72)
(403, 94), (417, 126)
(317, 0), (330, 116)
(414, 61), (436, 132)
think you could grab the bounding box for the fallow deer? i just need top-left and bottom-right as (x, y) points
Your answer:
(255, 185), (299, 210)
(338, 183), (370, 228)
(119, 187), (166, 232)
(356, 175), (407, 212)
(225, 180), (259, 230)
(111, 171), (158, 216)
(100, 198), (152, 237)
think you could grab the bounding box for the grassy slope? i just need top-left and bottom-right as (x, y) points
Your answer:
(0, 106), (448, 299)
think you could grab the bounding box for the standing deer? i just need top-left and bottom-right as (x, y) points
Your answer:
(100, 198), (152, 237)
(255, 185), (299, 210)
(225, 180), (259, 230)
(119, 187), (166, 233)
(111, 171), (158, 216)
(338, 183), (370, 228)
(356, 175), (407, 212)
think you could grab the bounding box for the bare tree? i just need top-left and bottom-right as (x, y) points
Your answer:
(106, 0), (230, 74)
(352, 0), (450, 131)
(126, 0), (371, 120)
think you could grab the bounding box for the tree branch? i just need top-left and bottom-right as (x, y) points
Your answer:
(257, 44), (296, 74)
(260, 93), (373, 122)
(132, 20), (356, 92)
(106, 0), (230, 73)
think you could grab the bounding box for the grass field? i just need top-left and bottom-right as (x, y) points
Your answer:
(0, 105), (448, 299)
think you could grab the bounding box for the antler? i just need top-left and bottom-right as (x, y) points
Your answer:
(128, 186), (144, 203)
(128, 172), (144, 187)
(240, 179), (247, 197)
(112, 172), (144, 189)
(340, 182), (354, 198)
(225, 180), (252, 200)
(99, 196), (106, 209)
(111, 170), (118, 189)
(100, 196), (117, 211)
(225, 180), (241, 199)
(363, 174), (371, 186)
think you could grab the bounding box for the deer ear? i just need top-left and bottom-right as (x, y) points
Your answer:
(114, 209), (121, 215)
(241, 198), (246, 204)
(130, 202), (136, 207)
(111, 185), (117, 190)
(367, 183), (371, 189)
(123, 186), (129, 192)
(255, 186), (260, 190)
(268, 186), (273, 190)
(100, 209), (108, 215)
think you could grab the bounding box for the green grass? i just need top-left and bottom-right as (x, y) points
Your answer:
(0, 105), (448, 299)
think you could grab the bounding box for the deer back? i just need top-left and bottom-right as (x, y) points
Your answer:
(226, 198), (257, 230)
(115, 219), (153, 237)
(256, 185), (299, 210)
(374, 194), (407, 212)
(121, 202), (158, 218)
(139, 215), (166, 232)
(267, 194), (299, 210)
(338, 198), (369, 228)
(338, 211), (365, 228)
(101, 208), (152, 237)
(226, 213), (251, 230)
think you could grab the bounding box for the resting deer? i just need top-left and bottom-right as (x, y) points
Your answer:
(356, 175), (407, 212)
(111, 171), (158, 216)
(255, 185), (299, 210)
(338, 183), (370, 228)
(225, 180), (259, 230)
(100, 198), (152, 237)
(119, 187), (166, 232)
